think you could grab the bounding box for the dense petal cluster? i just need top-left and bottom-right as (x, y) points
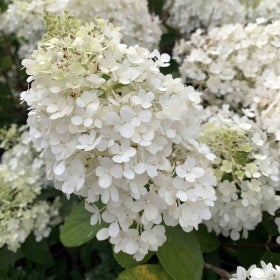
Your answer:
(247, 0), (280, 23)
(0, 0), (162, 58)
(200, 106), (280, 240)
(165, 0), (246, 36)
(165, 0), (280, 37)
(230, 261), (280, 280)
(0, 127), (59, 251)
(21, 13), (216, 260)
(174, 20), (280, 140)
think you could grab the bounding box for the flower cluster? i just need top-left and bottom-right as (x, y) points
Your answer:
(200, 106), (280, 240)
(21, 13), (217, 260)
(173, 20), (280, 140)
(247, 0), (280, 23)
(230, 261), (280, 280)
(165, 0), (280, 37)
(0, 127), (60, 251)
(0, 0), (161, 58)
(164, 0), (246, 36)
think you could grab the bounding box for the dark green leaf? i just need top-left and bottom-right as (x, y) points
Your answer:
(21, 236), (53, 265)
(0, 268), (7, 280)
(262, 251), (280, 265)
(113, 250), (153, 269)
(195, 225), (220, 253)
(0, 247), (23, 271)
(261, 213), (279, 237)
(157, 226), (203, 280)
(60, 202), (105, 247)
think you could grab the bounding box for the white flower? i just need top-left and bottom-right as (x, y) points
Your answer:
(96, 158), (123, 189)
(0, 0), (162, 58)
(230, 261), (280, 280)
(202, 106), (280, 240)
(174, 20), (280, 140)
(21, 13), (216, 260)
(0, 127), (59, 251)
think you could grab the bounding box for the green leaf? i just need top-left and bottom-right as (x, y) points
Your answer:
(148, 0), (165, 15)
(113, 250), (153, 269)
(233, 228), (266, 267)
(0, 268), (7, 280)
(117, 264), (171, 280)
(262, 251), (280, 265)
(203, 252), (221, 280)
(261, 213), (279, 237)
(60, 202), (105, 247)
(195, 225), (220, 253)
(157, 226), (203, 280)
(0, 247), (23, 271)
(21, 236), (53, 265)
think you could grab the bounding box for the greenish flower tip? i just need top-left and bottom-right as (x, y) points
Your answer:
(0, 124), (19, 150)
(201, 124), (252, 162)
(43, 10), (82, 42)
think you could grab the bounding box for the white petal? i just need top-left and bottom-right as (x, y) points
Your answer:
(98, 174), (112, 188)
(84, 117), (93, 127)
(176, 191), (188, 202)
(146, 165), (157, 178)
(185, 173), (196, 183)
(110, 165), (123, 179)
(110, 186), (119, 202)
(119, 123), (135, 138)
(90, 214), (98, 225)
(139, 110), (152, 123)
(124, 169), (135, 179)
(124, 240), (139, 255)
(86, 102), (99, 115)
(71, 115), (83, 126)
(62, 181), (75, 194)
(192, 167), (205, 178)
(176, 166), (186, 178)
(96, 228), (110, 241)
(120, 106), (135, 121)
(54, 162), (65, 175)
(76, 97), (86, 107)
(47, 104), (58, 113)
(108, 222), (120, 238)
(144, 204), (159, 221)
(134, 163), (146, 174)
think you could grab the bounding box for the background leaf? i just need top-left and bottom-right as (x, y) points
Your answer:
(60, 202), (105, 247)
(157, 226), (203, 280)
(21, 236), (53, 265)
(117, 264), (171, 280)
(195, 225), (220, 253)
(113, 250), (153, 269)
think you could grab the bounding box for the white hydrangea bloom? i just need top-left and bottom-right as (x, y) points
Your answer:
(0, 0), (162, 58)
(165, 0), (246, 36)
(230, 261), (280, 280)
(0, 128), (59, 252)
(174, 20), (280, 140)
(165, 0), (280, 37)
(201, 106), (280, 240)
(248, 0), (280, 23)
(21, 13), (216, 260)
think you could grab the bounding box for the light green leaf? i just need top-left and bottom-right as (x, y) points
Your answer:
(117, 264), (171, 280)
(113, 250), (153, 269)
(157, 226), (203, 280)
(60, 202), (105, 247)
